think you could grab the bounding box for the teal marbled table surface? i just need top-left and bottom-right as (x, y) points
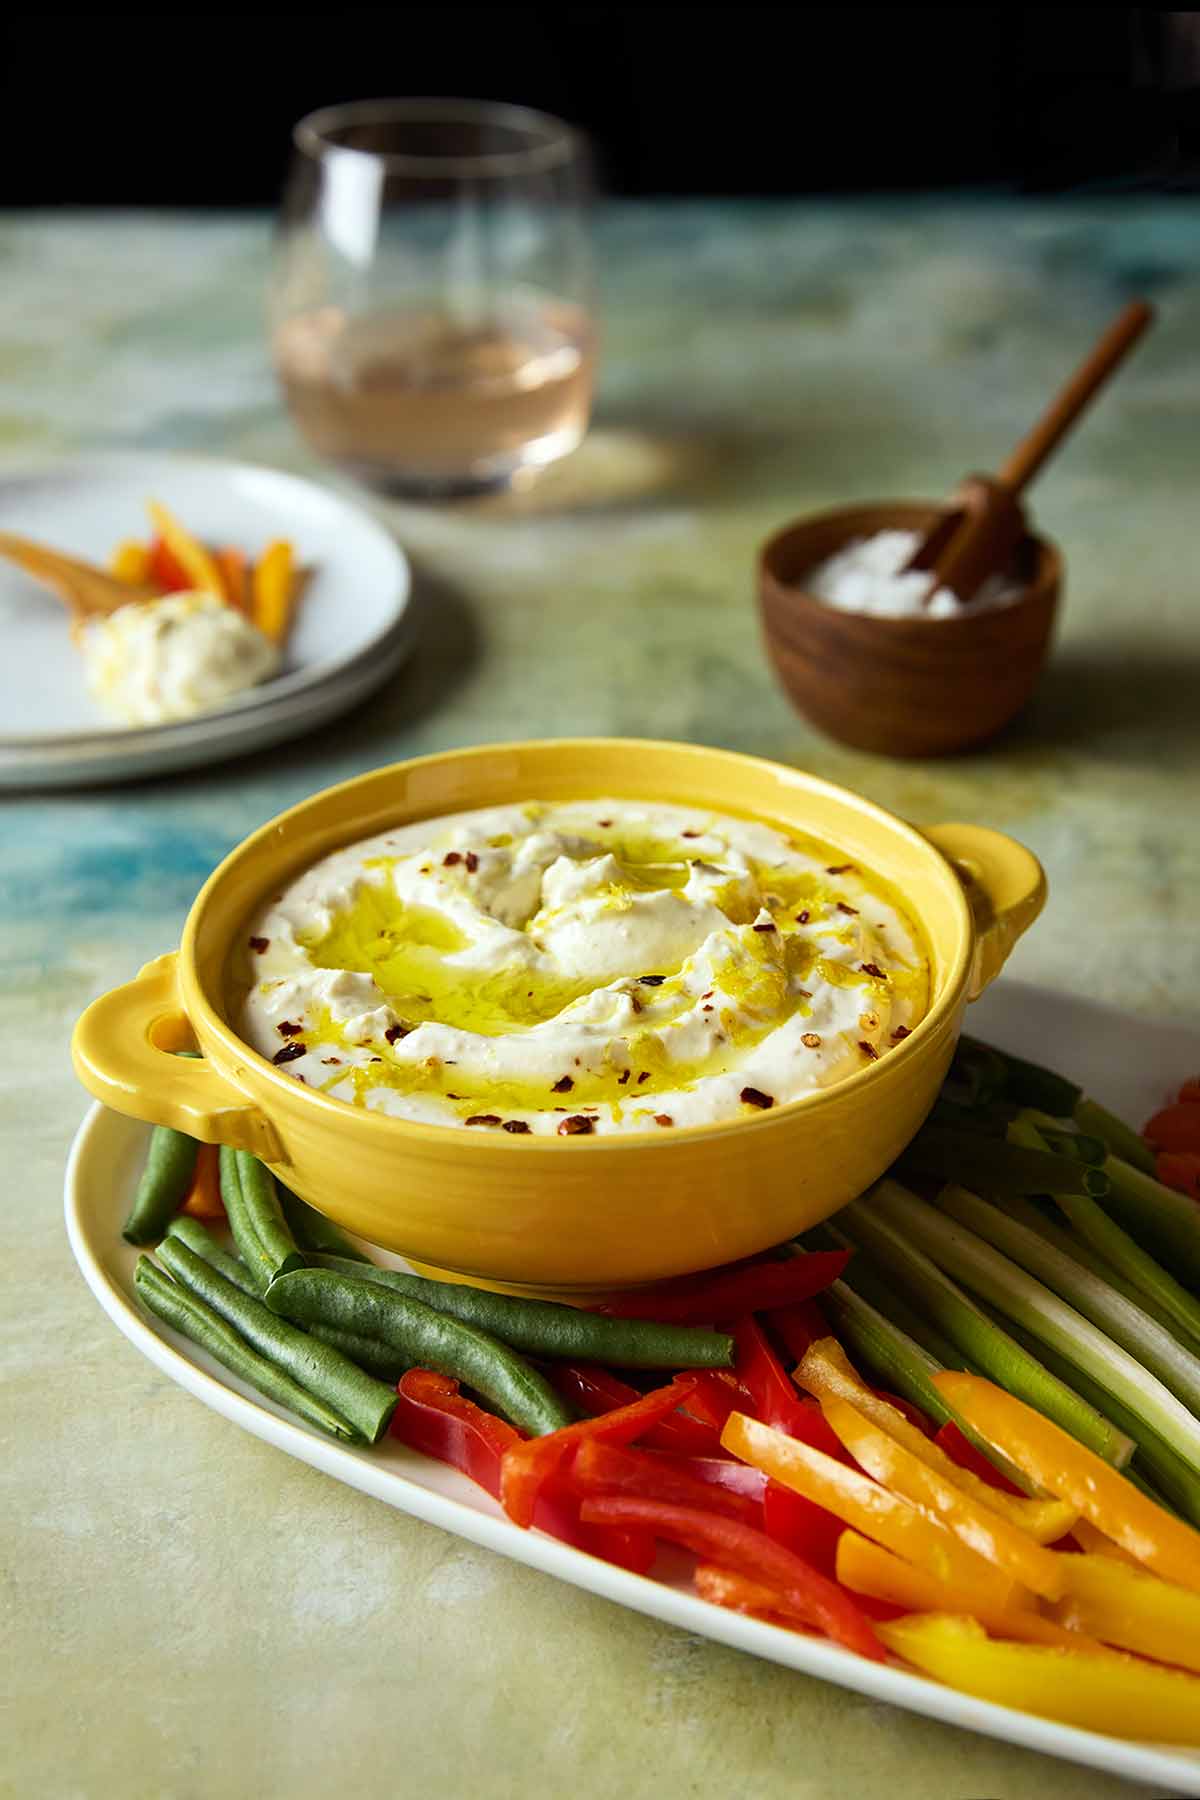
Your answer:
(4, 202), (1199, 1799)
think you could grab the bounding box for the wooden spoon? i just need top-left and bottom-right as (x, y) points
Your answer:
(0, 531), (160, 642)
(905, 300), (1155, 605)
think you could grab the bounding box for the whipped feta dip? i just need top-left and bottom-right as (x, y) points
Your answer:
(809, 529), (1021, 619)
(84, 590), (280, 726)
(239, 801), (929, 1136)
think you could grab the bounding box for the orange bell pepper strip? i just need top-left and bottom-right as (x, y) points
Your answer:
(215, 546), (249, 613)
(721, 1410), (1030, 1612)
(179, 1143), (225, 1221)
(109, 539), (152, 585)
(146, 500), (225, 597)
(797, 1339), (1076, 1544)
(878, 1612), (1200, 1743)
(821, 1396), (1067, 1600)
(251, 540), (296, 643)
(934, 1372), (1200, 1593)
(1052, 1553), (1200, 1673)
(834, 1531), (1107, 1651)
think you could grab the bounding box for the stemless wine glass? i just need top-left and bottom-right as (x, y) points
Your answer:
(270, 98), (597, 498)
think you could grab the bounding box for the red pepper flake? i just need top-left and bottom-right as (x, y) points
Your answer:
(248, 936), (269, 953)
(272, 1042), (305, 1065)
(617, 1070), (631, 1086)
(701, 991), (713, 1000)
(740, 1086), (774, 1110)
(295, 1074), (307, 1084)
(276, 1020), (303, 1037)
(597, 818), (613, 828)
(384, 1023), (410, 1045)
(826, 863), (855, 875)
(639, 975), (666, 987)
(629, 993), (643, 1014)
(419, 865), (431, 875)
(859, 962), (886, 979)
(322, 1056), (342, 1065)
(858, 1040), (880, 1061)
(370, 1056), (383, 1063)
(702, 1004), (714, 1013)
(465, 851), (479, 873)
(447, 1093), (465, 1100)
(795, 910), (810, 925)
(502, 1119), (531, 1135)
(837, 902), (859, 916)
(442, 851), (463, 866)
(558, 1115), (595, 1136)
(892, 1025), (912, 1042)
(465, 1114), (502, 1128)
(752, 921), (777, 933)
(682, 829), (701, 838)
(654, 1113), (674, 1127)
(551, 1075), (574, 1094)
(802, 1033), (822, 1049)
(637, 1071), (651, 1084)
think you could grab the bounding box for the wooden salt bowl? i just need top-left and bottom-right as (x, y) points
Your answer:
(757, 501), (1061, 758)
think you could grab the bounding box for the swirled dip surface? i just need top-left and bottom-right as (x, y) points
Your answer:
(240, 801), (929, 1135)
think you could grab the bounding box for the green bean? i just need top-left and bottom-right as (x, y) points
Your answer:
(306, 1255), (734, 1370)
(133, 1256), (358, 1441)
(157, 1237), (396, 1443)
(122, 1127), (199, 1245)
(235, 1151), (304, 1279)
(277, 1187), (371, 1263)
(163, 1214), (264, 1296)
(308, 1323), (409, 1383)
(267, 1269), (573, 1436)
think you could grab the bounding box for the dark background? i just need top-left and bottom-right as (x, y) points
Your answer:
(4, 7), (1200, 202)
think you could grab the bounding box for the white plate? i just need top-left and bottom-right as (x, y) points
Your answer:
(0, 454), (413, 786)
(63, 977), (1200, 1795)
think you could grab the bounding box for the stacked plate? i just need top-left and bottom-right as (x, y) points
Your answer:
(0, 455), (413, 787)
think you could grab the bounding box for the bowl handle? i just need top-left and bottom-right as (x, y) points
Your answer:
(71, 952), (283, 1159)
(921, 824), (1046, 1001)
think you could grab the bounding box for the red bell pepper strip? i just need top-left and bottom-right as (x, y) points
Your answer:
(642, 1451), (767, 1505)
(731, 1315), (847, 1460)
(1143, 1103), (1200, 1153)
(593, 1252), (850, 1323)
(933, 1421), (1024, 1496)
(391, 1372), (654, 1571)
(149, 534), (193, 593)
(568, 1438), (762, 1526)
(1157, 1151), (1200, 1200)
(391, 1368), (518, 1499)
(576, 1495), (884, 1660)
(548, 1363), (724, 1455)
(693, 1561), (803, 1625)
(763, 1479), (844, 1575)
(765, 1300), (831, 1363)
(500, 1375), (701, 1528)
(681, 1369), (755, 1434)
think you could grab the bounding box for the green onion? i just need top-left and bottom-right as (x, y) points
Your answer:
(1009, 1115), (1200, 1350)
(869, 1181), (1200, 1481)
(1074, 1096), (1158, 1175)
(1101, 1154), (1200, 1294)
(805, 1222), (976, 1372)
(934, 1183), (1200, 1416)
(961, 1036), (1080, 1116)
(898, 1127), (1098, 1199)
(840, 1186), (1132, 1465)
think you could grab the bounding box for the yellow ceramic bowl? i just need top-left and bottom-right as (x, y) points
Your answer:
(72, 740), (1044, 1291)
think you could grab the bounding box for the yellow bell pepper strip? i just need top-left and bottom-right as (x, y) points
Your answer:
(146, 500), (225, 598)
(1052, 1553), (1200, 1673)
(835, 1530), (1108, 1651)
(934, 1372), (1200, 1593)
(215, 545), (249, 613)
(721, 1410), (1030, 1612)
(877, 1612), (1200, 1743)
(796, 1339), (1077, 1545)
(109, 538), (152, 585)
(251, 539), (296, 643)
(1070, 1517), (1141, 1565)
(821, 1396), (1067, 1601)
